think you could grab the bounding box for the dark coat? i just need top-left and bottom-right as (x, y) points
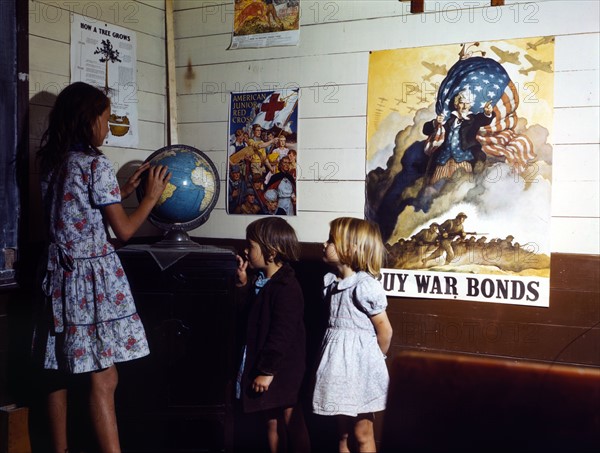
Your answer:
(238, 263), (306, 413)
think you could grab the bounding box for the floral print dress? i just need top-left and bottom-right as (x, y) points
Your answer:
(37, 147), (149, 374)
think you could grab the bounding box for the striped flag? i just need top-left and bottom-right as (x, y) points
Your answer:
(428, 56), (534, 172)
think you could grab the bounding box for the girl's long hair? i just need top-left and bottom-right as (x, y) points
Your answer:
(329, 217), (385, 277)
(37, 82), (110, 176)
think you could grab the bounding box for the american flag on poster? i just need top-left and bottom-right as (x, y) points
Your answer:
(426, 56), (535, 172)
(365, 38), (555, 307)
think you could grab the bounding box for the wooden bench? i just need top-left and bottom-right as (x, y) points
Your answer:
(381, 350), (600, 452)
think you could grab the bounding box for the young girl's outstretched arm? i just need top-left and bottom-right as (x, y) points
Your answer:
(371, 311), (393, 356)
(103, 164), (170, 242)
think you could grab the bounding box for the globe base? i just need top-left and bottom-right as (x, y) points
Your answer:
(152, 229), (201, 249)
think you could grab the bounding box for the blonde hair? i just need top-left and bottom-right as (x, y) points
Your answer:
(329, 217), (385, 277)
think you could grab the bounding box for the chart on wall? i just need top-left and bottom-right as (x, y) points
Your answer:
(366, 37), (555, 307)
(227, 89), (299, 216)
(71, 13), (138, 148)
(230, 0), (299, 49)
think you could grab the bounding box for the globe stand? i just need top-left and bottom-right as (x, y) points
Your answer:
(136, 144), (221, 251)
(152, 228), (201, 249)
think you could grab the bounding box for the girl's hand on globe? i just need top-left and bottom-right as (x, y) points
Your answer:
(144, 165), (171, 203)
(120, 162), (150, 199)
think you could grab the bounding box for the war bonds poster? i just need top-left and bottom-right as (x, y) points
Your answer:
(227, 89), (299, 216)
(366, 38), (555, 307)
(71, 13), (138, 148)
(230, 0), (300, 49)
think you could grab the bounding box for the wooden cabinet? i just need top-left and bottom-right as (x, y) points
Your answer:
(116, 244), (238, 453)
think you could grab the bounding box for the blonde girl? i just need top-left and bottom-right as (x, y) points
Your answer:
(312, 217), (393, 453)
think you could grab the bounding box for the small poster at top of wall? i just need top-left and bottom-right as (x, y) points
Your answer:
(230, 0), (299, 49)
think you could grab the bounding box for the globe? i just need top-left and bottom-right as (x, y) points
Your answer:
(137, 144), (220, 247)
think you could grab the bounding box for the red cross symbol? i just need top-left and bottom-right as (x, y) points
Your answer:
(260, 93), (285, 121)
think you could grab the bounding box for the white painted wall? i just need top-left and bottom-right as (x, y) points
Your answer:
(27, 0), (600, 254)
(174, 0), (599, 254)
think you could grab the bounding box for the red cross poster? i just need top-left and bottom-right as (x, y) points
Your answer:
(227, 89), (299, 215)
(366, 38), (554, 307)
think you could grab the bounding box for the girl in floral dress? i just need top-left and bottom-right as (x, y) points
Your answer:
(312, 217), (393, 452)
(34, 81), (170, 453)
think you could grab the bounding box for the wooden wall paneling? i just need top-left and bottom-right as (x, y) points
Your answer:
(297, 243), (599, 366)
(28, 0), (169, 166)
(165, 0), (178, 145)
(172, 2), (599, 243)
(549, 254), (600, 290)
(299, 116), (366, 150)
(30, 0), (166, 38)
(137, 91), (167, 125)
(553, 107), (600, 144)
(299, 181), (365, 211)
(174, 0), (413, 38)
(553, 145), (600, 182)
(553, 69), (600, 108)
(297, 148), (367, 182)
(387, 306), (599, 365)
(175, 53), (369, 95)
(174, 2), (599, 67)
(552, 181), (600, 217)
(136, 61), (166, 96)
(28, 0), (167, 66)
(28, 36), (68, 75)
(383, 254), (600, 365)
(28, 104), (51, 142)
(136, 0), (166, 10)
(554, 33), (600, 72)
(28, 72), (70, 104)
(380, 350), (600, 452)
(186, 211), (366, 242)
(177, 121), (228, 150)
(178, 83), (368, 125)
(551, 218), (600, 255)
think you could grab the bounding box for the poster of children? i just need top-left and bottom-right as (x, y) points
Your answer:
(227, 89), (299, 216)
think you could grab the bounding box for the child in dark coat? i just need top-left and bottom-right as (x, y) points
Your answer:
(235, 217), (309, 452)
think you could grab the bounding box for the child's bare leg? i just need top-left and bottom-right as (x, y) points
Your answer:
(48, 388), (68, 453)
(265, 407), (291, 453)
(266, 415), (280, 453)
(89, 365), (121, 453)
(336, 416), (351, 453)
(353, 414), (376, 452)
(288, 404), (310, 453)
